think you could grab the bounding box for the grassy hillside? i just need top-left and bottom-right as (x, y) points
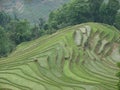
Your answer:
(0, 0), (70, 22)
(0, 22), (120, 90)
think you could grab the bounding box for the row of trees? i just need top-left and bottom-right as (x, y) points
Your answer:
(0, 0), (120, 57)
(48, 0), (120, 30)
(0, 11), (52, 57)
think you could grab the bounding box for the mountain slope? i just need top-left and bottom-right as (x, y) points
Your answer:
(0, 22), (120, 90)
(0, 0), (70, 22)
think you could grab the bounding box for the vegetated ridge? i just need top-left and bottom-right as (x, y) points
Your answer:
(0, 22), (120, 90)
(0, 0), (70, 22)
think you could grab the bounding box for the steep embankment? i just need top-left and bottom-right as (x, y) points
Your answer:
(0, 23), (120, 90)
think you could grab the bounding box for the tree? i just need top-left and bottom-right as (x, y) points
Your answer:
(48, 0), (91, 29)
(115, 13), (120, 30)
(99, 0), (120, 25)
(48, 0), (120, 29)
(38, 18), (45, 29)
(0, 26), (13, 57)
(7, 20), (32, 44)
(0, 11), (11, 27)
(89, 0), (103, 21)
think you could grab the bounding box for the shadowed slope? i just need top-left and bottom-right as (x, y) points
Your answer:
(0, 0), (70, 22)
(0, 22), (120, 90)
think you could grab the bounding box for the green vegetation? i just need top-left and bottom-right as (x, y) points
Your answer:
(0, 0), (120, 89)
(0, 26), (14, 57)
(1, 0), (120, 56)
(0, 11), (11, 27)
(48, 0), (120, 29)
(116, 61), (120, 90)
(0, 11), (48, 56)
(0, 0), (70, 23)
(0, 23), (119, 90)
(7, 20), (32, 44)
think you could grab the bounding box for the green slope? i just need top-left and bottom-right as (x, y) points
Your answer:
(0, 22), (120, 90)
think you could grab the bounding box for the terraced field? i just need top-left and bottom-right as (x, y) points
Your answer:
(0, 23), (120, 90)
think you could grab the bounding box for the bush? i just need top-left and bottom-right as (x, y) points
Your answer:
(0, 26), (14, 57)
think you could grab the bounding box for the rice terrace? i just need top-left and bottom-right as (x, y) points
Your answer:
(0, 0), (120, 90)
(0, 23), (120, 90)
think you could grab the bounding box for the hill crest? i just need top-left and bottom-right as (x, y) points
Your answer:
(0, 22), (120, 90)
